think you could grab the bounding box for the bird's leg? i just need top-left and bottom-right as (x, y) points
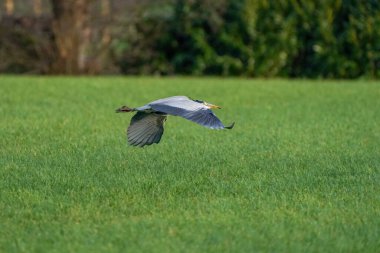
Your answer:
(116, 106), (135, 113)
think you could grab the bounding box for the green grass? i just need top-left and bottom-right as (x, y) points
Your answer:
(1, 76), (379, 252)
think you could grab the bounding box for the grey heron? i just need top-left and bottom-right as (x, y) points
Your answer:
(116, 96), (234, 147)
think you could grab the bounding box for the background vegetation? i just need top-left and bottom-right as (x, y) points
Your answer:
(0, 0), (379, 78)
(1, 76), (380, 252)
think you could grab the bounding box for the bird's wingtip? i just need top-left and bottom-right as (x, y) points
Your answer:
(225, 122), (235, 129)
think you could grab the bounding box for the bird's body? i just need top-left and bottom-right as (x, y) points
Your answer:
(116, 96), (234, 147)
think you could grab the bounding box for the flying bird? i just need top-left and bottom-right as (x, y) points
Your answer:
(116, 96), (234, 147)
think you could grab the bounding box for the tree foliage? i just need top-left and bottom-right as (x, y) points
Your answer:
(116, 0), (380, 78)
(0, 0), (379, 77)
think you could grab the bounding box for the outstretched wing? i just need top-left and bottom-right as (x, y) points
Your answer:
(127, 112), (166, 147)
(149, 96), (227, 129)
(181, 109), (225, 129)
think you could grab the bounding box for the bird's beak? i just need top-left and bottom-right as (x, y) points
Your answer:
(206, 103), (221, 109)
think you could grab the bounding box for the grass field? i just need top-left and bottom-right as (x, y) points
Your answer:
(1, 76), (379, 252)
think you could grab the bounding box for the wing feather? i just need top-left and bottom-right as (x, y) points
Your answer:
(152, 131), (163, 144)
(138, 123), (160, 147)
(127, 112), (166, 147)
(131, 121), (159, 145)
(149, 96), (226, 129)
(130, 125), (152, 146)
(130, 121), (154, 140)
(128, 120), (161, 146)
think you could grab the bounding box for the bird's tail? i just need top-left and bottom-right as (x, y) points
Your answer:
(116, 105), (135, 113)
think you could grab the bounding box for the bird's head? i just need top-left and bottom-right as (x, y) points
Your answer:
(193, 99), (221, 109)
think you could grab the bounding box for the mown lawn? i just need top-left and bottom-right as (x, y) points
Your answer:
(0, 76), (379, 252)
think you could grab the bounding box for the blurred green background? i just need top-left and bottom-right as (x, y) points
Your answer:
(0, 0), (379, 78)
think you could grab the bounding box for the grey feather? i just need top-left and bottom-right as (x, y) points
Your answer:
(127, 112), (166, 147)
(149, 96), (226, 129)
